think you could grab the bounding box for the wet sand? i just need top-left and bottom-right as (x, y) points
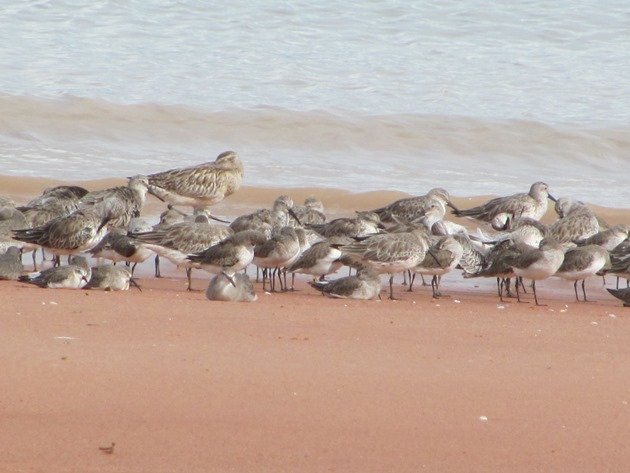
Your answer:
(2, 179), (630, 471)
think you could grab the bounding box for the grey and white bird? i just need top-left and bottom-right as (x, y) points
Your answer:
(0, 246), (24, 280)
(555, 245), (610, 301)
(288, 240), (344, 281)
(606, 288), (630, 307)
(206, 271), (257, 302)
(86, 265), (139, 291)
(453, 182), (556, 230)
(146, 151), (243, 211)
(19, 255), (90, 289)
(309, 264), (381, 300)
(89, 230), (153, 275)
(252, 227), (301, 292)
(411, 236), (464, 297)
(132, 215), (233, 290)
(506, 238), (565, 305)
(188, 229), (267, 277)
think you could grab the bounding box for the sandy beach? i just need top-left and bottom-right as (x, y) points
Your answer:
(1, 181), (629, 472)
(2, 266), (630, 472)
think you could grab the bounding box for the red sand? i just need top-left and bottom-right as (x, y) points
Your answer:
(2, 273), (629, 472)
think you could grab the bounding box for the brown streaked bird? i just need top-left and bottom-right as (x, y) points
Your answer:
(372, 187), (458, 227)
(146, 150), (243, 211)
(292, 196), (326, 226)
(555, 245), (610, 302)
(606, 288), (630, 307)
(411, 236), (464, 297)
(12, 208), (112, 262)
(188, 229), (267, 278)
(462, 239), (525, 302)
(549, 199), (599, 244)
(452, 182), (556, 230)
(308, 211), (382, 245)
(505, 238), (565, 306)
(79, 175), (149, 229)
(309, 263), (381, 300)
(132, 215), (233, 291)
(340, 227), (431, 299)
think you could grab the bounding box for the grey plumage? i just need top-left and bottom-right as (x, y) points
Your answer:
(606, 288), (630, 307)
(206, 272), (257, 302)
(0, 246), (24, 280)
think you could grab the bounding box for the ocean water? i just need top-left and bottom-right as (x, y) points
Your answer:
(1, 0), (629, 206)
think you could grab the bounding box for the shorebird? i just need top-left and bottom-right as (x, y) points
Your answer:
(462, 239), (525, 302)
(308, 211), (382, 244)
(0, 246), (24, 280)
(372, 188), (458, 227)
(506, 238), (565, 305)
(0, 206), (30, 254)
(87, 265), (140, 291)
(292, 196), (326, 226)
(576, 224), (629, 250)
(19, 185), (86, 227)
(12, 208), (112, 263)
(555, 245), (610, 301)
(132, 215), (233, 290)
(188, 229), (267, 278)
(453, 182), (556, 230)
(606, 288), (630, 307)
(80, 175), (149, 229)
(549, 199), (599, 243)
(411, 236), (463, 297)
(340, 227), (431, 299)
(206, 271), (257, 302)
(89, 230), (153, 275)
(309, 263), (381, 300)
(19, 256), (90, 289)
(252, 227), (301, 291)
(146, 150), (243, 211)
(288, 240), (344, 281)
(230, 195), (300, 236)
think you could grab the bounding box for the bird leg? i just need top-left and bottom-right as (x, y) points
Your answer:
(532, 280), (545, 306)
(154, 255), (161, 278)
(388, 274), (397, 300)
(408, 272), (416, 292)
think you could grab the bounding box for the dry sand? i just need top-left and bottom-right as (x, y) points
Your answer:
(2, 272), (629, 473)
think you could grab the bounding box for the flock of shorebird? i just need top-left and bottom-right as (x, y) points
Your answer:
(1, 150), (629, 307)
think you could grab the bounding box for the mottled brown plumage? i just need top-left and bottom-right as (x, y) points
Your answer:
(147, 151), (243, 210)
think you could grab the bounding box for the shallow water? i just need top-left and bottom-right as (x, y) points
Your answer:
(1, 1), (629, 207)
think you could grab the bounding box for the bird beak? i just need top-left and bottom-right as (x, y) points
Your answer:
(130, 277), (142, 292)
(97, 215), (113, 232)
(221, 271), (237, 287)
(208, 214), (232, 224)
(446, 200), (461, 213)
(288, 208), (302, 226)
(426, 249), (444, 269)
(548, 194), (558, 202)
